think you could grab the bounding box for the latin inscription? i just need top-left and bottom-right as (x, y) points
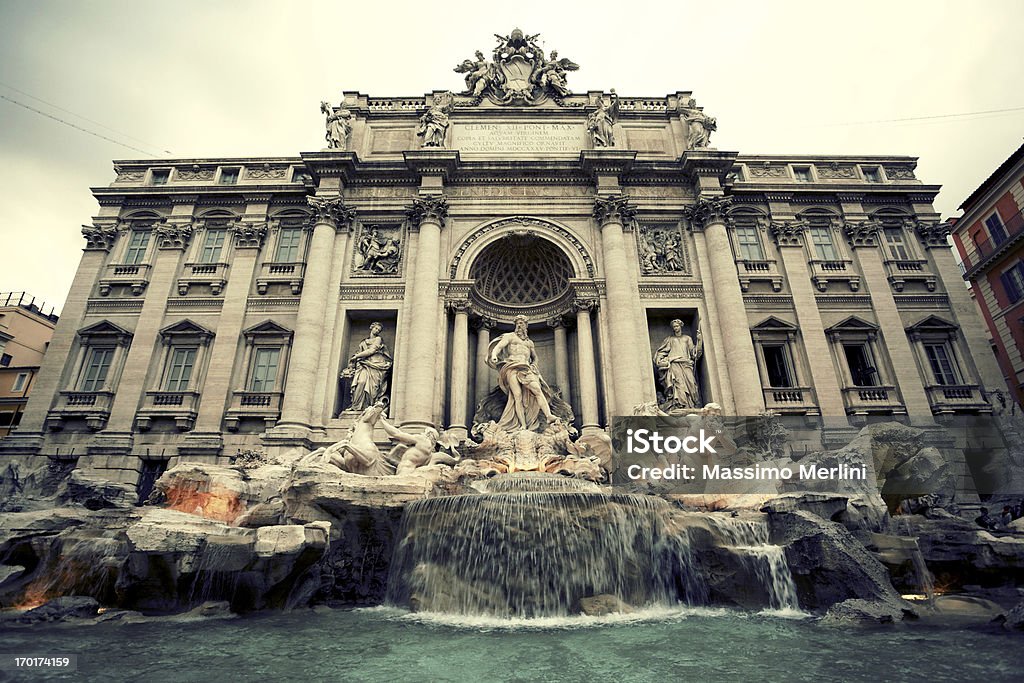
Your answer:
(453, 123), (585, 154)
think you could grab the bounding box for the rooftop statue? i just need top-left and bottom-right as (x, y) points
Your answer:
(320, 101), (352, 150)
(587, 91), (619, 147)
(417, 91), (454, 148)
(454, 28), (579, 104)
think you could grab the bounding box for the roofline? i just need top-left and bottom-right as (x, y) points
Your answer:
(959, 140), (1024, 212)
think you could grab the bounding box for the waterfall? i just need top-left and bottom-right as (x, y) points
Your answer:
(385, 473), (706, 618)
(699, 515), (800, 611)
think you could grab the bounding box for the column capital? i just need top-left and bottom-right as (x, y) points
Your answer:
(547, 315), (567, 329)
(155, 219), (193, 250)
(233, 221), (268, 249)
(911, 219), (952, 250)
(682, 195), (733, 231)
(573, 298), (599, 313)
(592, 195), (637, 228)
(768, 219), (808, 248)
(473, 315), (497, 331)
(306, 195), (356, 232)
(445, 298), (471, 314)
(406, 195), (449, 229)
(81, 221), (119, 251)
(842, 218), (882, 248)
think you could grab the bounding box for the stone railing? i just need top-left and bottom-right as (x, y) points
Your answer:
(924, 384), (990, 414)
(256, 261), (306, 295)
(178, 262), (230, 296)
(135, 391), (201, 432)
(736, 258), (784, 292)
(883, 258), (936, 292)
(841, 385), (903, 415)
(809, 258), (860, 292)
(98, 262), (152, 296)
(225, 391), (283, 431)
(762, 386), (818, 414)
(46, 390), (116, 432)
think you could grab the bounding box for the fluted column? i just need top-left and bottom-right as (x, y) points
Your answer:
(473, 316), (495, 415)
(574, 299), (601, 434)
(593, 195), (646, 415)
(548, 316), (571, 401)
(843, 218), (932, 420)
(446, 299), (470, 439)
(401, 195), (448, 430)
(685, 196), (764, 414)
(276, 196), (355, 432)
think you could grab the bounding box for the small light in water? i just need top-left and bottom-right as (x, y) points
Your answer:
(901, 594), (930, 601)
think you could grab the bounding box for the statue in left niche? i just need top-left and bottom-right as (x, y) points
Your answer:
(417, 91), (454, 148)
(341, 322), (393, 412)
(321, 101), (352, 150)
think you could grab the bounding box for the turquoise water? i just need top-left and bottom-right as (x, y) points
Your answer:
(1, 606), (1020, 682)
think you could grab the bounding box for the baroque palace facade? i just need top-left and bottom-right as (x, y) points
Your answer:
(0, 30), (1005, 492)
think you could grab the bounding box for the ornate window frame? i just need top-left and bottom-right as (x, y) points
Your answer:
(225, 320), (293, 431)
(750, 316), (816, 414)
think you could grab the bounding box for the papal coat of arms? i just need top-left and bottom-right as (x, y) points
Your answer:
(454, 28), (580, 104)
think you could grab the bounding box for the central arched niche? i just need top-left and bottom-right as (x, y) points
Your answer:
(470, 234), (574, 307)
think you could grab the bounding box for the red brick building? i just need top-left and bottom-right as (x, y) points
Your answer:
(951, 141), (1024, 408)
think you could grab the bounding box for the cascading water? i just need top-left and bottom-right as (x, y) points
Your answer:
(385, 473), (706, 618)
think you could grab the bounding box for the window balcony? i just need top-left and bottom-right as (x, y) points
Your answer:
(46, 390), (115, 431)
(178, 262), (230, 296)
(224, 390), (283, 431)
(736, 259), (784, 292)
(883, 258), (937, 292)
(98, 263), (152, 296)
(962, 208), (1024, 275)
(256, 261), (305, 295)
(841, 385), (904, 415)
(762, 386), (818, 414)
(924, 384), (991, 414)
(809, 259), (860, 292)
(134, 390), (200, 432)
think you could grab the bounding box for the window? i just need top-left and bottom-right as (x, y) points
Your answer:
(276, 227), (303, 262)
(924, 343), (959, 386)
(0, 354), (10, 367)
(199, 229), (227, 263)
(80, 347), (114, 391)
(843, 344), (878, 386)
(150, 169), (170, 185)
(12, 373), (28, 392)
(762, 345), (793, 388)
(165, 347), (197, 391)
(884, 228), (911, 260)
(249, 347), (281, 391)
(734, 225), (764, 260)
(124, 230), (151, 264)
(809, 226), (838, 260)
(986, 213), (1008, 245)
(219, 167), (240, 185)
(793, 167), (812, 182)
(1000, 262), (1024, 304)
(862, 166), (881, 183)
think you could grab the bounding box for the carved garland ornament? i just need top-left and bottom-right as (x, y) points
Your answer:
(154, 221), (193, 250)
(768, 219), (808, 248)
(842, 219), (882, 248)
(234, 222), (268, 249)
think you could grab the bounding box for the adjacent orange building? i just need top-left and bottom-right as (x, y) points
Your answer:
(0, 293), (58, 436)
(951, 142), (1024, 408)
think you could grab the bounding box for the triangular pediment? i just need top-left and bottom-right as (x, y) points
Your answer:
(78, 320), (132, 340)
(752, 316), (799, 332)
(243, 320), (293, 338)
(906, 315), (958, 333)
(826, 316), (878, 334)
(159, 319), (214, 338)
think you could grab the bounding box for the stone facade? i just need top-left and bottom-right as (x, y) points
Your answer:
(0, 33), (1006, 495)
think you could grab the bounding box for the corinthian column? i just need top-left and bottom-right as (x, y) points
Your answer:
(446, 299), (470, 439)
(593, 195), (646, 415)
(401, 195), (448, 430)
(474, 317), (495, 412)
(684, 196), (764, 414)
(276, 196), (355, 433)
(574, 298), (601, 434)
(548, 316), (571, 401)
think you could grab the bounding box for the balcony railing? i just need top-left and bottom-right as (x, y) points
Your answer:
(224, 390), (283, 431)
(841, 385), (904, 415)
(135, 390), (200, 431)
(883, 258), (937, 292)
(177, 262), (230, 296)
(809, 258), (860, 292)
(735, 258), (783, 292)
(98, 262), (152, 296)
(924, 384), (991, 414)
(762, 386), (818, 414)
(256, 262), (306, 295)
(962, 209), (1024, 275)
(46, 390), (115, 431)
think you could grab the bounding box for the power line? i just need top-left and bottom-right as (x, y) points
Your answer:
(0, 93), (164, 157)
(0, 80), (173, 154)
(818, 106), (1024, 127)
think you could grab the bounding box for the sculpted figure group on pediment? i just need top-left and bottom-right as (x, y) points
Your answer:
(454, 28), (579, 104)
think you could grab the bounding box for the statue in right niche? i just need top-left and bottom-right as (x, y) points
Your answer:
(341, 322), (393, 411)
(653, 319), (703, 412)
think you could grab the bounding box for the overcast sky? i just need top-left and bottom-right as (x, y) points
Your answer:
(1, 0), (1022, 313)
